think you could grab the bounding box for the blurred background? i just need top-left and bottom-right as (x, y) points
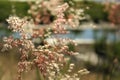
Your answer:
(0, 0), (120, 80)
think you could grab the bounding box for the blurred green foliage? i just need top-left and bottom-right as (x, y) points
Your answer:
(0, 1), (29, 22)
(92, 29), (120, 80)
(76, 1), (108, 23)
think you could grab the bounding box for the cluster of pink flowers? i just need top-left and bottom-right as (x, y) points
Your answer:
(108, 4), (120, 25)
(7, 16), (26, 32)
(2, 2), (89, 80)
(53, 3), (69, 34)
(28, 0), (85, 27)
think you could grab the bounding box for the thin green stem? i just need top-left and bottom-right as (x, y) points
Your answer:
(36, 66), (44, 80)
